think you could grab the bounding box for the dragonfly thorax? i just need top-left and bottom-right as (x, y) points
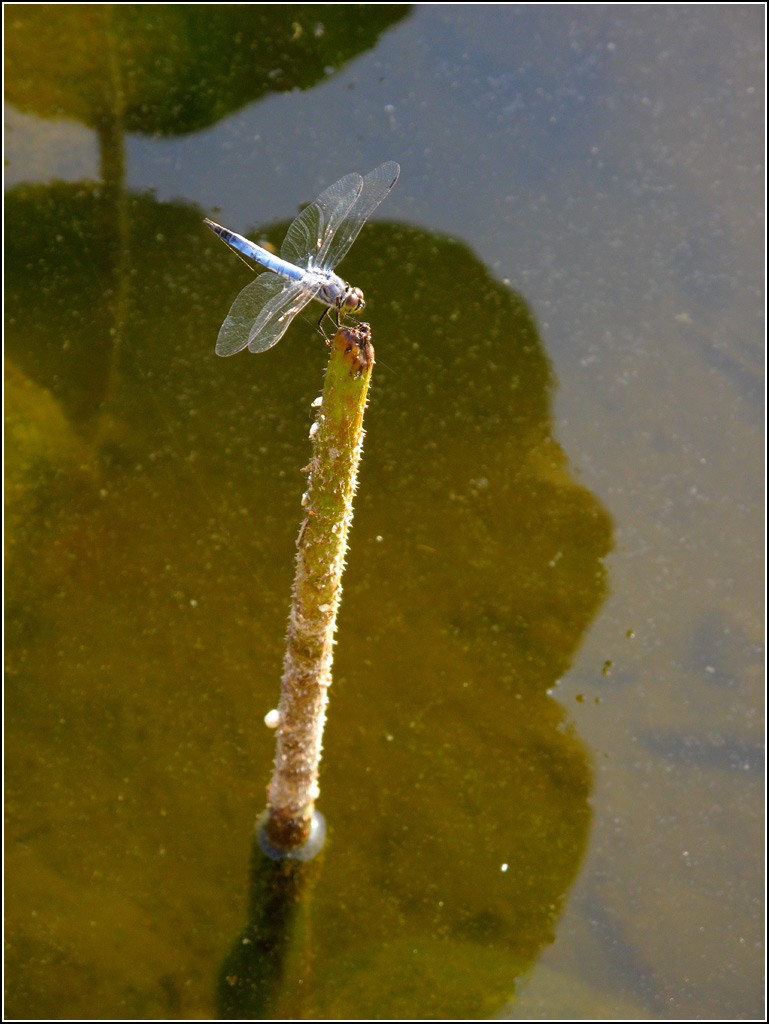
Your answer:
(316, 276), (365, 316)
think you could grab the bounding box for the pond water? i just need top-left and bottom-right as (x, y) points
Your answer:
(5, 6), (764, 1020)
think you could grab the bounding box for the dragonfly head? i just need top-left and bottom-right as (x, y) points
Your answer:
(340, 286), (365, 316)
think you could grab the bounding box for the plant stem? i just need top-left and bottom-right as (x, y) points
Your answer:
(263, 324), (374, 853)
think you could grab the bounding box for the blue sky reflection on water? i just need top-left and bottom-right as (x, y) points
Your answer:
(5, 5), (764, 1020)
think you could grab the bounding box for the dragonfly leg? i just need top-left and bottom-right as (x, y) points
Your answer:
(317, 306), (362, 345)
(317, 306), (335, 343)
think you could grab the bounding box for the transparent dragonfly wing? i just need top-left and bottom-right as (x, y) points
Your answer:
(281, 172), (363, 269)
(247, 278), (318, 354)
(215, 272), (285, 356)
(215, 272), (318, 356)
(317, 161), (400, 270)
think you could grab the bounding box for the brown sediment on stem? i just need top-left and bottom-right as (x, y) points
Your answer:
(264, 326), (374, 852)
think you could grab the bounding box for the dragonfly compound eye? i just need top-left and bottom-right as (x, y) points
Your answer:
(343, 287), (365, 314)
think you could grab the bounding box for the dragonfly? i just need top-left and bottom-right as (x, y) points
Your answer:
(205, 161), (400, 357)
